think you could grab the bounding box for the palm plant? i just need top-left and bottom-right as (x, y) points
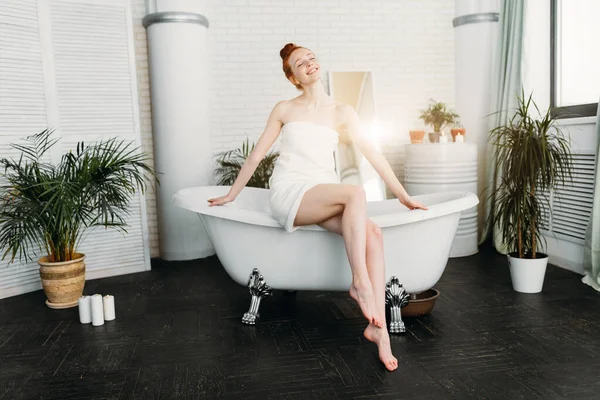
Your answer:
(214, 138), (279, 189)
(488, 91), (573, 259)
(0, 129), (157, 263)
(419, 99), (460, 133)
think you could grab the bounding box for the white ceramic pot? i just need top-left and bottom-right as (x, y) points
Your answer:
(507, 253), (548, 293)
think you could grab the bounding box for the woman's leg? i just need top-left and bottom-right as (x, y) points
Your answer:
(294, 183), (382, 328)
(318, 215), (398, 371)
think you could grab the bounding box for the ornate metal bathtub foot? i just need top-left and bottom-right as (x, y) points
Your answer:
(242, 268), (272, 325)
(385, 276), (410, 334)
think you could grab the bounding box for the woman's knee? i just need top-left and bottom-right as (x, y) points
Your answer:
(346, 185), (366, 204)
(367, 220), (383, 243)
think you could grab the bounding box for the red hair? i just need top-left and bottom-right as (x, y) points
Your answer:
(280, 43), (304, 90)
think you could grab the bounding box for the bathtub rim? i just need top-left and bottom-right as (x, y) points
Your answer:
(173, 186), (479, 231)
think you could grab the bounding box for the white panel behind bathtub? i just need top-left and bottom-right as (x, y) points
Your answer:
(46, 0), (150, 280)
(0, 0), (50, 298)
(0, 0), (150, 299)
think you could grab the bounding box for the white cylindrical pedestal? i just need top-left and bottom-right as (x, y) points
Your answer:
(453, 0), (500, 236)
(404, 143), (479, 257)
(143, 9), (215, 260)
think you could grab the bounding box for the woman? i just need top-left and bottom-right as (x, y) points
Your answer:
(208, 43), (427, 371)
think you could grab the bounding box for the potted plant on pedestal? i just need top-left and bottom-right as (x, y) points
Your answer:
(489, 92), (573, 293)
(419, 100), (460, 143)
(214, 137), (279, 188)
(409, 130), (426, 144)
(0, 130), (156, 308)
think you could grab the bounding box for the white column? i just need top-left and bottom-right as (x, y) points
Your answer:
(453, 0), (500, 237)
(404, 143), (479, 257)
(143, 0), (214, 260)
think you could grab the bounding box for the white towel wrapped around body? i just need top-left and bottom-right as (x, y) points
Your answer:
(269, 121), (340, 232)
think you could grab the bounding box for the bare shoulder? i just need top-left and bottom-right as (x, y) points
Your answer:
(335, 102), (358, 124)
(273, 99), (292, 113)
(334, 102), (359, 130)
(267, 100), (292, 125)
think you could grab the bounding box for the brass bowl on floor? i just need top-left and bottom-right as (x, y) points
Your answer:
(402, 289), (440, 317)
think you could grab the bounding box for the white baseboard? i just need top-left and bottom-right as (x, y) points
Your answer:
(548, 253), (584, 275)
(1, 281), (43, 300)
(0, 264), (150, 300)
(543, 234), (585, 275)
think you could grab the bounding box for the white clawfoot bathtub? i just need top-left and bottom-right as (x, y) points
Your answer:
(173, 185), (479, 331)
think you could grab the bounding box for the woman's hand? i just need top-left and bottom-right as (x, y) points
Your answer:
(398, 194), (428, 211)
(207, 194), (235, 207)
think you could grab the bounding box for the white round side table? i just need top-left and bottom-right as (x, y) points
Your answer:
(404, 142), (479, 257)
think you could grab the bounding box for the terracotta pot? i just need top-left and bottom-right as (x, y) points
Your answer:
(451, 127), (466, 142)
(38, 253), (86, 309)
(409, 130), (425, 144)
(402, 288), (440, 317)
(428, 132), (441, 143)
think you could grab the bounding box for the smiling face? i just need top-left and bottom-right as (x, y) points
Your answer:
(288, 48), (320, 88)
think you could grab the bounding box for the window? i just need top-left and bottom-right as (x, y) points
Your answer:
(550, 0), (599, 118)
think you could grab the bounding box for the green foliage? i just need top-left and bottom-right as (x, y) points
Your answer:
(214, 138), (279, 189)
(0, 129), (157, 263)
(488, 91), (574, 259)
(419, 99), (460, 132)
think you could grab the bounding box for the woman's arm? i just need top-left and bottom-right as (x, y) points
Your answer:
(341, 105), (427, 210)
(208, 101), (285, 206)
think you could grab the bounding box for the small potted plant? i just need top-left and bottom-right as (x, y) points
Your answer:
(214, 137), (279, 188)
(488, 91), (573, 293)
(0, 130), (156, 308)
(419, 100), (460, 143)
(409, 130), (426, 144)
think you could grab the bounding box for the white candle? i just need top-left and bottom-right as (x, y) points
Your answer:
(103, 295), (116, 321)
(439, 134), (448, 143)
(91, 294), (104, 326)
(455, 133), (464, 143)
(78, 296), (92, 324)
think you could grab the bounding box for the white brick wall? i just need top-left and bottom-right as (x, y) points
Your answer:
(131, 0), (456, 258)
(131, 0), (159, 257)
(204, 0), (456, 181)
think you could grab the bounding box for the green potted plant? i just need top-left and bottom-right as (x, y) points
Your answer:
(214, 137), (279, 188)
(0, 130), (156, 308)
(419, 100), (460, 143)
(488, 92), (573, 293)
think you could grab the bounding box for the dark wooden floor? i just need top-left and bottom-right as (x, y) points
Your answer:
(1, 244), (600, 399)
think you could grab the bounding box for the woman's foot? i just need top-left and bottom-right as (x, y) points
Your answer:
(364, 324), (398, 371)
(349, 280), (383, 328)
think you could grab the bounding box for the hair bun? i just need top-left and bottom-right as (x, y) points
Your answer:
(280, 43), (297, 60)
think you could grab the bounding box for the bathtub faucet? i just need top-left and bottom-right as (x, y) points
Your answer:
(385, 276), (410, 333)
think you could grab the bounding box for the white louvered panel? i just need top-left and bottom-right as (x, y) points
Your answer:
(0, 261), (42, 296)
(548, 153), (597, 243)
(1, 260), (40, 286)
(554, 190), (594, 204)
(0, 1), (38, 28)
(0, 141), (49, 297)
(538, 190), (551, 231)
(1, 0), (148, 300)
(74, 196), (145, 274)
(0, 140), (53, 164)
(0, 1), (48, 298)
(553, 205), (594, 221)
(0, 1), (46, 137)
(49, 0), (135, 138)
